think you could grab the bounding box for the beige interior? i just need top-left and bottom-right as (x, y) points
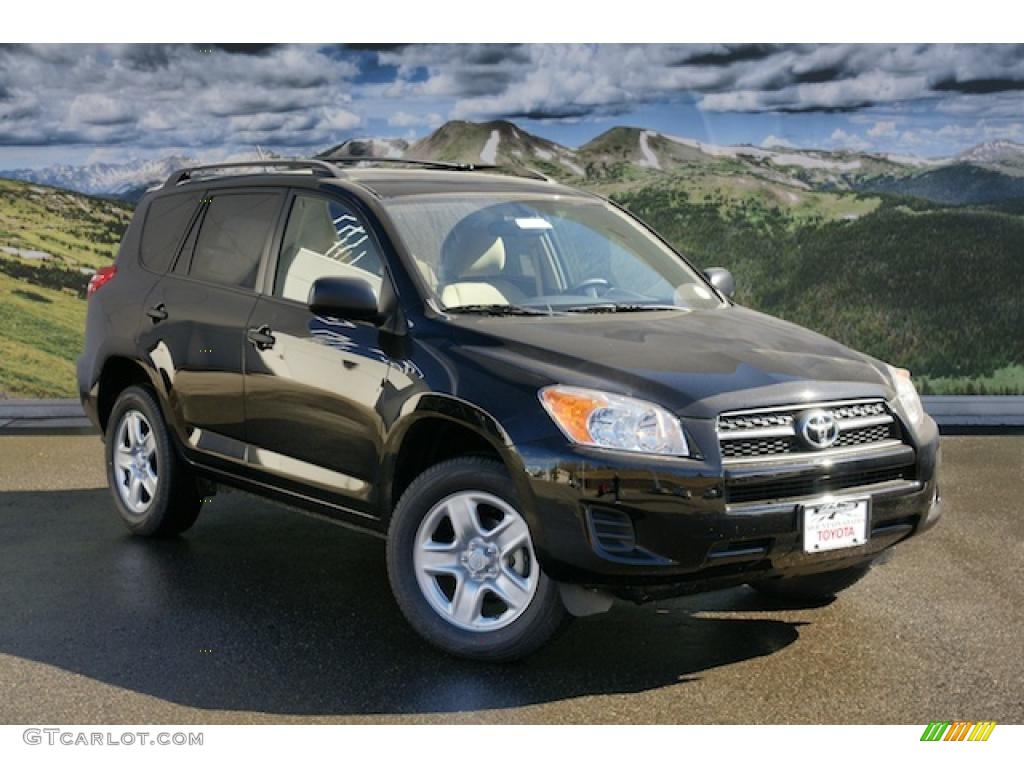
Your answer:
(440, 228), (526, 307)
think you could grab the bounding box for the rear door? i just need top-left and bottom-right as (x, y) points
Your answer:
(139, 188), (284, 462)
(242, 190), (395, 516)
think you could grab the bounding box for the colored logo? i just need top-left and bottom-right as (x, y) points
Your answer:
(920, 721), (997, 741)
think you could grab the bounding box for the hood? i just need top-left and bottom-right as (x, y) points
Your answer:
(449, 306), (894, 419)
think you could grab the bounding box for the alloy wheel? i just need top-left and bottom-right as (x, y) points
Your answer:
(413, 491), (539, 632)
(113, 409), (159, 515)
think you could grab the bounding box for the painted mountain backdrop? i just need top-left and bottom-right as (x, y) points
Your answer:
(1, 120), (1022, 397)
(9, 121), (1024, 204)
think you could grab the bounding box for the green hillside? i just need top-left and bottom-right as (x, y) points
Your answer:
(0, 179), (130, 268)
(0, 270), (89, 397)
(614, 181), (1024, 393)
(859, 164), (1024, 205)
(0, 179), (132, 398)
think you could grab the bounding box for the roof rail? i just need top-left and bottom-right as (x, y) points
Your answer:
(317, 155), (557, 182)
(317, 156), (496, 172)
(162, 159), (345, 188)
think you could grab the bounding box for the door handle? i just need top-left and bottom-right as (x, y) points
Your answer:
(247, 325), (276, 350)
(146, 303), (168, 323)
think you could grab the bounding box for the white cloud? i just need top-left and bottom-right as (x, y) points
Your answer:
(387, 111), (443, 128)
(379, 43), (1024, 122)
(66, 94), (134, 127)
(867, 121), (897, 137)
(761, 134), (794, 148)
(2, 43), (1024, 161)
(321, 108), (362, 132)
(0, 44), (364, 153)
(829, 128), (871, 152)
(897, 120), (1024, 152)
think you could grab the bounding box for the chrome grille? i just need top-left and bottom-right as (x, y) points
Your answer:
(829, 402), (887, 419)
(718, 399), (900, 462)
(718, 412), (794, 432)
(720, 436), (798, 458)
(833, 423), (893, 448)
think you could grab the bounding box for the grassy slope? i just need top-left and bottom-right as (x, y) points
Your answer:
(615, 181), (1024, 390)
(0, 270), (86, 397)
(861, 164), (1024, 205)
(407, 121), (490, 164)
(0, 179), (130, 268)
(0, 180), (131, 398)
(915, 365), (1024, 396)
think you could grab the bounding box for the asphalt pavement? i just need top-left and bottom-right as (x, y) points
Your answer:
(0, 434), (1021, 724)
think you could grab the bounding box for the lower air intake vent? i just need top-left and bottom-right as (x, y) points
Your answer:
(586, 508), (636, 555)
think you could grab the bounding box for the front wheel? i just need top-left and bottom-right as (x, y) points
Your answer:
(386, 457), (567, 662)
(749, 563), (873, 603)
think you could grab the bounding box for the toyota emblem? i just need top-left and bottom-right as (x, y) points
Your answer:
(796, 409), (839, 450)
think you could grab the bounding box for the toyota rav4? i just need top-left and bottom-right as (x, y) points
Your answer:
(78, 159), (942, 661)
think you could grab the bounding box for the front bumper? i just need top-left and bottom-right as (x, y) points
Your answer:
(518, 415), (941, 594)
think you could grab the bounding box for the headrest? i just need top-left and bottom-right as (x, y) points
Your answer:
(286, 198), (337, 255)
(444, 227), (506, 279)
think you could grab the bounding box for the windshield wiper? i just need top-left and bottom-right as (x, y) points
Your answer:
(447, 304), (553, 317)
(565, 303), (686, 314)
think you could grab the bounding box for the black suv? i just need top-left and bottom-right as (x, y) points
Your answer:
(79, 159), (942, 661)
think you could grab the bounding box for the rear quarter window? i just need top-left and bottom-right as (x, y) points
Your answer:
(139, 192), (199, 273)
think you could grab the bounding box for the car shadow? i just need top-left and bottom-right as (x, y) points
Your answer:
(0, 488), (811, 718)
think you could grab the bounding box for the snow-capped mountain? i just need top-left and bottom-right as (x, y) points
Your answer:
(2, 155), (199, 198)
(956, 139), (1024, 165)
(405, 120), (585, 175)
(319, 138), (410, 159)
(954, 140), (1024, 174)
(325, 121), (934, 185)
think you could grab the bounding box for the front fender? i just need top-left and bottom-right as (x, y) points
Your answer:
(380, 392), (537, 524)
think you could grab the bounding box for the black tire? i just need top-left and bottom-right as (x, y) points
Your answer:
(105, 385), (202, 537)
(386, 457), (568, 662)
(749, 563), (872, 603)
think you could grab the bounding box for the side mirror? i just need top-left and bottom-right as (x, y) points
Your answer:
(704, 267), (736, 300)
(308, 276), (382, 323)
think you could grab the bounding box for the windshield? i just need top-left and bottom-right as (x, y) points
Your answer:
(383, 194), (725, 313)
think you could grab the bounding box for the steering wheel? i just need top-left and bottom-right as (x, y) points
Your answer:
(569, 277), (612, 298)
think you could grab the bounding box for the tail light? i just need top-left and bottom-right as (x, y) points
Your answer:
(87, 265), (117, 298)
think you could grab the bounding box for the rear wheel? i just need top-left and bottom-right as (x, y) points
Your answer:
(105, 386), (202, 537)
(386, 457), (567, 661)
(749, 563), (872, 602)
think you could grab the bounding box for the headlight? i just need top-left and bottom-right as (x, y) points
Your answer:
(887, 364), (925, 428)
(539, 385), (690, 456)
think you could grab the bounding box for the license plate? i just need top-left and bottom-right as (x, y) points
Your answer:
(802, 497), (869, 553)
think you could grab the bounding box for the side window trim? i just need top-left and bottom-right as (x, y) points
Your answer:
(169, 194), (209, 275)
(260, 188), (300, 298)
(263, 188), (396, 307)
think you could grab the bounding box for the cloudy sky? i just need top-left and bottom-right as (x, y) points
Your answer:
(2, 43), (1024, 169)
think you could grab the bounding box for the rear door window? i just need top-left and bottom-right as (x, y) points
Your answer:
(139, 192), (199, 273)
(189, 193), (282, 290)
